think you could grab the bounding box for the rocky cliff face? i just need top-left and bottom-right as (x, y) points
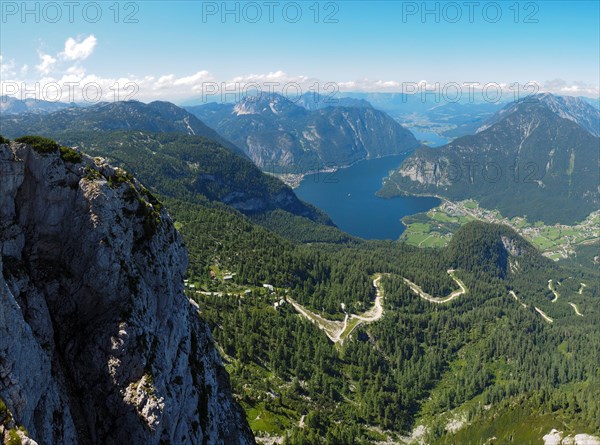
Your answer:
(0, 140), (255, 445)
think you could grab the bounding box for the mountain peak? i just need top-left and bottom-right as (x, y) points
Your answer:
(233, 92), (303, 117)
(479, 93), (600, 136)
(383, 93), (599, 225)
(189, 95), (419, 172)
(448, 222), (538, 278)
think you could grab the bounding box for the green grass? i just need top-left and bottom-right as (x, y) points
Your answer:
(567, 151), (575, 176)
(431, 212), (455, 223)
(561, 229), (579, 237)
(458, 215), (476, 224)
(542, 228), (562, 240)
(339, 316), (362, 342)
(6, 429), (22, 445)
(408, 222), (432, 232)
(14, 135), (59, 154)
(444, 402), (596, 445)
(419, 234), (449, 248)
(245, 403), (294, 434)
(557, 340), (572, 359)
(530, 236), (556, 250)
(511, 218), (528, 228)
(402, 232), (432, 246)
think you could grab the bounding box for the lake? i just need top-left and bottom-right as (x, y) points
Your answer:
(295, 155), (441, 240)
(409, 129), (449, 147)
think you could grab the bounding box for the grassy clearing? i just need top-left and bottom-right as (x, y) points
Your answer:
(245, 403), (294, 434)
(401, 200), (599, 257)
(445, 402), (596, 445)
(419, 235), (448, 248)
(431, 212), (454, 223)
(403, 232), (433, 245)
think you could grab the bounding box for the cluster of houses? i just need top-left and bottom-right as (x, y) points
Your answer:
(262, 284), (289, 310)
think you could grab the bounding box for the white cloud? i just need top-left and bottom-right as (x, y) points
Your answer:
(154, 71), (214, 92)
(174, 70), (213, 86)
(61, 35), (97, 61)
(36, 53), (56, 75)
(539, 78), (599, 96)
(61, 65), (86, 82)
(0, 55), (16, 76)
(230, 70), (311, 85)
(155, 74), (176, 89)
(5, 40), (600, 103)
(3, 55), (599, 104)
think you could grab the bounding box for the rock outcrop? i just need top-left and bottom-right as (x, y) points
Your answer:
(0, 139), (255, 444)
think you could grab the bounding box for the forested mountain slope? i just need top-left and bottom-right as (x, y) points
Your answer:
(0, 129), (334, 231)
(173, 204), (600, 444)
(2, 130), (598, 444)
(379, 99), (600, 225)
(0, 100), (244, 155)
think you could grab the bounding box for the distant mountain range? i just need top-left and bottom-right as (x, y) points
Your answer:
(1, 100), (244, 155)
(295, 92), (373, 111)
(344, 92), (506, 139)
(579, 96), (600, 109)
(344, 92), (600, 140)
(379, 95), (600, 225)
(0, 100), (334, 226)
(0, 95), (78, 114)
(186, 93), (420, 172)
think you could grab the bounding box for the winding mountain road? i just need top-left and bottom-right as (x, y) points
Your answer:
(510, 290), (528, 308)
(535, 307), (554, 323)
(403, 269), (467, 304)
(548, 280), (560, 303)
(289, 275), (385, 344)
(568, 302), (584, 317)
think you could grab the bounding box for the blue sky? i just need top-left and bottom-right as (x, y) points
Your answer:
(1, 1), (598, 101)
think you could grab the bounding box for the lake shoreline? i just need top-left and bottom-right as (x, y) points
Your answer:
(267, 152), (414, 189)
(294, 154), (441, 240)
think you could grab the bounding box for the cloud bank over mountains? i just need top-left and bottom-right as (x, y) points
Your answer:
(1, 35), (598, 104)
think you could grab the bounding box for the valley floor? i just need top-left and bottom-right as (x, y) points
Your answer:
(401, 200), (599, 260)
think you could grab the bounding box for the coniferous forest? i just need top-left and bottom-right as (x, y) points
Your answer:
(2, 129), (598, 444)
